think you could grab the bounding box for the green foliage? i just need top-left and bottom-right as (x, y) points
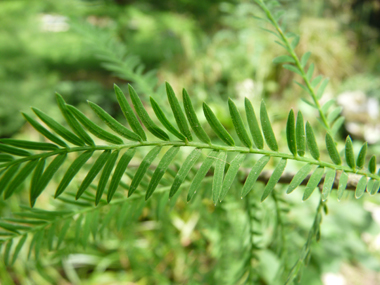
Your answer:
(1, 0), (380, 283)
(3, 76), (378, 280)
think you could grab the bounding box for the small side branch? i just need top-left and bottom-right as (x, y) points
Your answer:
(245, 170), (360, 191)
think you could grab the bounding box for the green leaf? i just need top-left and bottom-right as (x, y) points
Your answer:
(0, 154), (14, 162)
(301, 51), (311, 68)
(170, 148), (202, 198)
(128, 84), (169, 141)
(165, 82), (192, 141)
(261, 159), (287, 201)
(107, 148), (136, 203)
(327, 107), (343, 123)
(260, 27), (280, 38)
(56, 93), (94, 146)
(369, 156), (377, 174)
(345, 136), (355, 170)
(82, 213), (92, 249)
(274, 10), (285, 20)
(316, 78), (329, 99)
(56, 219), (71, 250)
(283, 64), (303, 76)
(322, 169), (336, 201)
(241, 156), (271, 198)
(220, 153), (246, 202)
(0, 144), (31, 157)
(203, 102), (235, 146)
(301, 98), (316, 108)
(114, 84), (147, 141)
(0, 221), (21, 234)
(0, 139), (58, 151)
(274, 40), (289, 50)
(245, 98), (264, 149)
(150, 97), (186, 141)
(4, 159), (38, 199)
(129, 146), (162, 197)
(90, 210), (99, 239)
(228, 98), (252, 148)
(28, 230), (42, 259)
(188, 151), (219, 201)
(30, 159), (45, 207)
(76, 150), (111, 200)
(294, 80), (309, 93)
(146, 146), (180, 200)
(331, 117), (345, 135)
(212, 151), (227, 205)
(11, 234), (27, 265)
(260, 101), (278, 151)
(311, 75), (323, 87)
(88, 101), (142, 142)
(46, 223), (56, 251)
(337, 172), (348, 201)
(321, 99), (335, 114)
(273, 55), (295, 64)
(303, 167), (324, 201)
(32, 107), (85, 146)
(67, 105), (124, 144)
(4, 239), (13, 265)
(74, 215), (83, 246)
(367, 179), (376, 196)
(356, 142), (367, 169)
(325, 133), (342, 165)
(0, 163), (21, 196)
(296, 111), (306, 157)
(99, 205), (117, 233)
(286, 109), (296, 155)
(355, 176), (368, 199)
(291, 36), (300, 49)
(286, 164), (313, 194)
(182, 89), (211, 144)
(55, 151), (94, 198)
(306, 63), (314, 81)
(369, 180), (380, 195)
(96, 150), (119, 205)
(306, 122), (319, 160)
(31, 154), (67, 205)
(22, 113), (68, 147)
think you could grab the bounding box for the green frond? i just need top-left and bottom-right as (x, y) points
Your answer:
(56, 93), (95, 146)
(212, 151), (227, 205)
(286, 109), (296, 156)
(165, 82), (193, 141)
(150, 97), (186, 141)
(305, 122), (320, 160)
(169, 148), (202, 198)
(128, 84), (169, 141)
(32, 107), (85, 146)
(0, 72), (380, 274)
(114, 84), (147, 141)
(0, 80), (378, 234)
(203, 102), (235, 146)
(228, 98), (252, 149)
(245, 98), (264, 149)
(260, 101), (278, 151)
(345, 136), (355, 170)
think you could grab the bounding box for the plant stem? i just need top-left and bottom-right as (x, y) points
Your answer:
(256, 0), (332, 133)
(2, 141), (378, 180)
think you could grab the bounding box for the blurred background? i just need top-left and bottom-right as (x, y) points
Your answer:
(1, 0), (380, 284)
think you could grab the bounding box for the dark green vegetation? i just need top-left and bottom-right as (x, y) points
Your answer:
(1, 0), (380, 284)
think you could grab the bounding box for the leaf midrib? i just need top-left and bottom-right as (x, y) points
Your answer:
(1, 141), (379, 180)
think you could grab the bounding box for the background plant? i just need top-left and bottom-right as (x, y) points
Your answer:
(1, 0), (380, 284)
